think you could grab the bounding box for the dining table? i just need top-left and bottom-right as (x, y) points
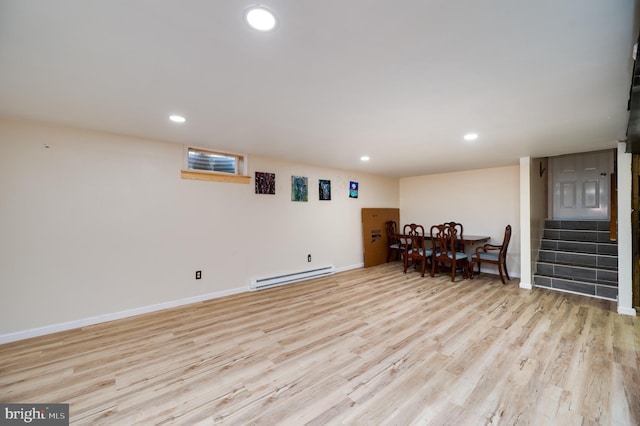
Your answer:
(398, 233), (490, 247)
(456, 235), (490, 246)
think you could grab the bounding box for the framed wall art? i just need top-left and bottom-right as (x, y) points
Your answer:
(319, 179), (331, 200)
(291, 176), (308, 202)
(349, 181), (359, 198)
(255, 172), (276, 194)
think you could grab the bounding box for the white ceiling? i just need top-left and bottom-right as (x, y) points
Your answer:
(0, 1), (637, 177)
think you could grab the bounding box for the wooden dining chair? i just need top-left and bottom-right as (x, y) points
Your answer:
(444, 221), (465, 253)
(430, 223), (469, 282)
(385, 220), (405, 262)
(469, 224), (512, 284)
(402, 223), (432, 277)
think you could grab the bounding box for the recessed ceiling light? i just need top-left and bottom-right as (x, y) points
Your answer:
(360, 156), (370, 162)
(464, 133), (478, 141)
(244, 5), (277, 31)
(169, 115), (186, 123)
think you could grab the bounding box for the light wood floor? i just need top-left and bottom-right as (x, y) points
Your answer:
(1, 263), (639, 425)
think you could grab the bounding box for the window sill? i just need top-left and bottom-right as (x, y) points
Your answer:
(181, 170), (250, 184)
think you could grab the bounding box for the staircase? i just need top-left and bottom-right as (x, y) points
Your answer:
(533, 220), (618, 301)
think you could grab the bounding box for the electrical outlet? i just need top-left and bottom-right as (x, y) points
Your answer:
(195, 270), (202, 279)
(307, 254), (312, 262)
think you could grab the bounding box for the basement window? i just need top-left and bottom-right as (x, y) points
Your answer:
(181, 147), (250, 184)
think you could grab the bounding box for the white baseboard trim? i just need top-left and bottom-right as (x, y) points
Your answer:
(0, 265), (366, 344)
(336, 263), (364, 273)
(3, 262), (522, 344)
(0, 286), (248, 344)
(618, 307), (637, 316)
(519, 282), (533, 289)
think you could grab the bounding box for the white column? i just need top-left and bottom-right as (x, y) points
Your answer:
(617, 142), (636, 315)
(519, 157), (533, 289)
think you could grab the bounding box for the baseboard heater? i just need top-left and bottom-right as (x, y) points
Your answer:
(250, 265), (335, 290)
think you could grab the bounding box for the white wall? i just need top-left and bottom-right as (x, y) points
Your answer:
(0, 119), (399, 337)
(399, 165), (520, 278)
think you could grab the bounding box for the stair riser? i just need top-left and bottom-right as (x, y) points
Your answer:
(533, 276), (617, 301)
(538, 250), (617, 270)
(544, 220), (610, 231)
(536, 262), (618, 285)
(543, 229), (612, 243)
(540, 240), (617, 255)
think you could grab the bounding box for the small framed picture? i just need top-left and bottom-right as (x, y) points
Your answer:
(291, 176), (308, 202)
(349, 181), (359, 198)
(319, 179), (331, 200)
(255, 172), (276, 194)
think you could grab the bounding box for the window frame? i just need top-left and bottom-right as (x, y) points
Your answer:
(181, 146), (250, 184)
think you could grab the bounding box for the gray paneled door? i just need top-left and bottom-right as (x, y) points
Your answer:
(551, 150), (613, 220)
